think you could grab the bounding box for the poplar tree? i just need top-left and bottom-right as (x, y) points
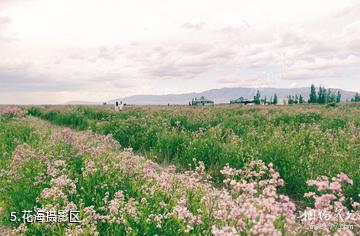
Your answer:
(336, 91), (341, 103)
(273, 94), (278, 104)
(352, 92), (360, 102)
(309, 84), (317, 103)
(299, 95), (304, 104)
(254, 90), (261, 104)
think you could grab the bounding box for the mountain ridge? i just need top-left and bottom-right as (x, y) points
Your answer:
(106, 87), (357, 105)
(66, 87), (358, 105)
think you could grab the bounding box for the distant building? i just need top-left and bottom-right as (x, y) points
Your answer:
(191, 96), (214, 106)
(230, 97), (255, 105)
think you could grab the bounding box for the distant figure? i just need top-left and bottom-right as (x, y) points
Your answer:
(114, 101), (125, 112)
(118, 101), (124, 111)
(115, 101), (119, 111)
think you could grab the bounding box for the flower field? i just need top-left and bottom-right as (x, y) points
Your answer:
(1, 104), (360, 235)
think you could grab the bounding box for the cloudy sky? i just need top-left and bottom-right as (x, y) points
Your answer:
(1, 0), (360, 104)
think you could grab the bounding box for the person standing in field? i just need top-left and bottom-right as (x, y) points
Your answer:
(115, 101), (119, 112)
(118, 101), (124, 111)
(114, 101), (125, 112)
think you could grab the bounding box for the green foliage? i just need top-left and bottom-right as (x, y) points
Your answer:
(318, 86), (327, 104)
(299, 95), (304, 104)
(28, 107), (90, 130)
(287, 94), (304, 105)
(0, 120), (41, 226)
(2, 105), (360, 234)
(254, 90), (261, 104)
(336, 91), (341, 103)
(273, 93), (278, 104)
(0, 122), (34, 162)
(326, 102), (337, 108)
(351, 92), (360, 102)
(25, 105), (360, 203)
(309, 84), (317, 103)
(308, 85), (342, 105)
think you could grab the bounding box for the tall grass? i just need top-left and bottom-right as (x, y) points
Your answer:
(0, 106), (359, 235)
(27, 105), (360, 203)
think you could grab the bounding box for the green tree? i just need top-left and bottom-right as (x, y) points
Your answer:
(299, 95), (304, 104)
(336, 91), (341, 103)
(273, 93), (278, 104)
(317, 86), (322, 104)
(318, 86), (327, 104)
(309, 84), (317, 103)
(329, 89), (336, 103)
(324, 87), (329, 103)
(254, 90), (261, 105)
(352, 92), (360, 102)
(288, 95), (294, 105)
(294, 95), (299, 104)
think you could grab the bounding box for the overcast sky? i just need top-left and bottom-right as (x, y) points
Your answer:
(1, 0), (360, 104)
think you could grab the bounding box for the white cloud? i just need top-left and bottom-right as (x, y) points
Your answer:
(0, 0), (360, 104)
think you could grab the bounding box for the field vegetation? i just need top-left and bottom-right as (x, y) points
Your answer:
(27, 104), (360, 202)
(0, 104), (359, 235)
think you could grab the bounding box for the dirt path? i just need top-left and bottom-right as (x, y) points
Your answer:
(0, 226), (15, 236)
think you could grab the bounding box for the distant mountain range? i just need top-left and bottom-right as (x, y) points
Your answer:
(66, 100), (101, 105)
(107, 87), (357, 105)
(67, 87), (358, 105)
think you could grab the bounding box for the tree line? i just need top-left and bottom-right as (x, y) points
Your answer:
(253, 90), (278, 105)
(351, 92), (360, 102)
(250, 85), (359, 105)
(308, 84), (341, 104)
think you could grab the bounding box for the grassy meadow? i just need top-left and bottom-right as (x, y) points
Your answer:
(0, 104), (359, 235)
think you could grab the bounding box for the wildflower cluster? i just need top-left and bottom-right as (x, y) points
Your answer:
(0, 106), (359, 235)
(0, 106), (25, 118)
(299, 173), (360, 235)
(209, 161), (296, 235)
(27, 105), (360, 204)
